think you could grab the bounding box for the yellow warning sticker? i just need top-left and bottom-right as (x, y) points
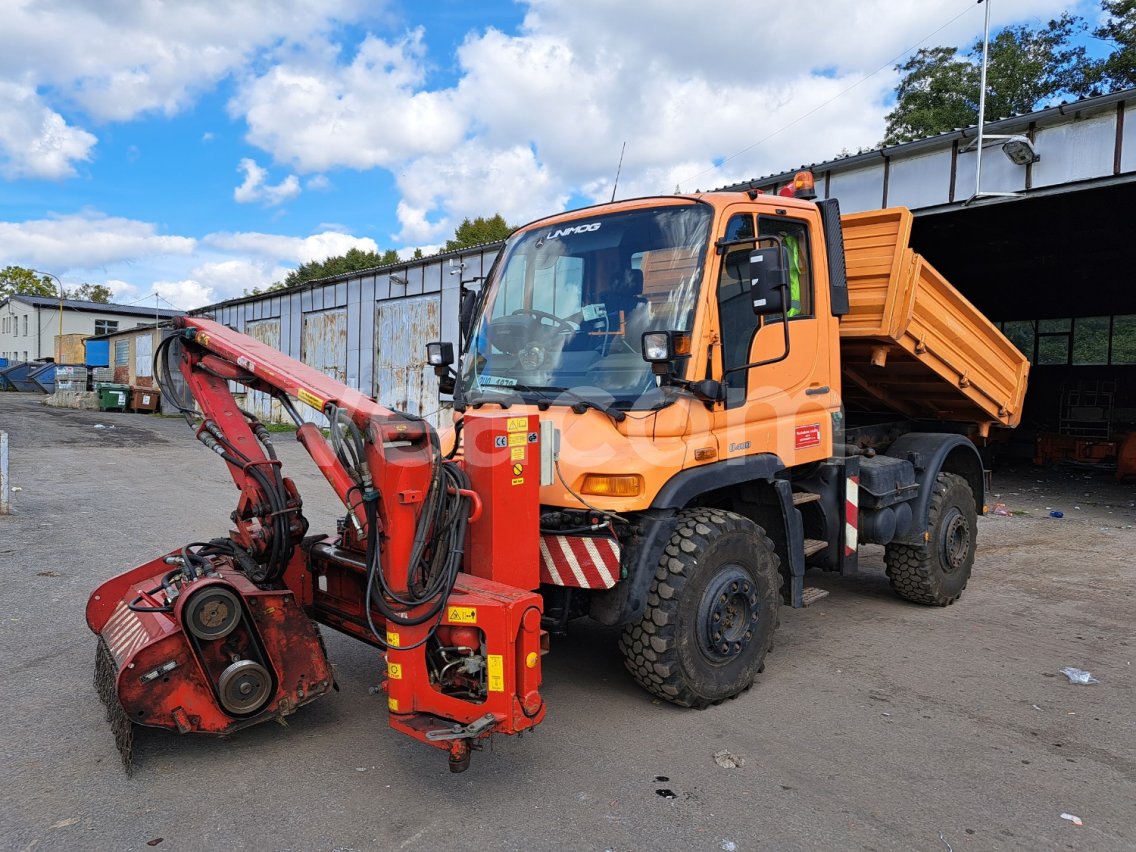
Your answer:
(512, 463), (524, 476)
(387, 662), (402, 680)
(487, 654), (504, 692)
(510, 446), (525, 461)
(386, 631), (400, 647)
(297, 388), (323, 410)
(507, 416), (528, 432)
(507, 432), (526, 447)
(447, 606), (477, 624)
(388, 697), (399, 712)
(511, 477), (524, 486)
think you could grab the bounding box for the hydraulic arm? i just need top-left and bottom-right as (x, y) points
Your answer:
(87, 316), (545, 772)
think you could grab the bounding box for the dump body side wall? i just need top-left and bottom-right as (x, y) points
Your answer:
(839, 208), (1029, 430)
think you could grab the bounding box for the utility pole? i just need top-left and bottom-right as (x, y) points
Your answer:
(32, 270), (64, 361)
(974, 0), (992, 199)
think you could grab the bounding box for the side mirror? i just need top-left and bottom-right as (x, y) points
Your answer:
(459, 288), (478, 341)
(748, 247), (786, 315)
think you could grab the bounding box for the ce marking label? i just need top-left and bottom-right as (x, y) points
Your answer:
(494, 435), (508, 448)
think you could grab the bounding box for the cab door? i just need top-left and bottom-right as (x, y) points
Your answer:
(711, 207), (839, 467)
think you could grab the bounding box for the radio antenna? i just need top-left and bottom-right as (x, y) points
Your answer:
(610, 142), (626, 203)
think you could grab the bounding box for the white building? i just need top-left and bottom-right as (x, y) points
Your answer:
(0, 295), (182, 362)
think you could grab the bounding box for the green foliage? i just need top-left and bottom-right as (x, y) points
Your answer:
(444, 215), (514, 252)
(66, 283), (113, 303)
(884, 12), (1089, 144)
(885, 47), (977, 145)
(1083, 0), (1136, 92)
(0, 266), (57, 299)
(257, 247), (401, 295)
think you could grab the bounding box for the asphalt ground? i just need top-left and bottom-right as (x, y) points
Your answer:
(0, 391), (1133, 851)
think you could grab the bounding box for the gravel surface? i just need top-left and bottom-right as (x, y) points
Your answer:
(1, 391), (1133, 851)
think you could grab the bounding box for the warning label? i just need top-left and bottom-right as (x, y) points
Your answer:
(510, 446), (525, 461)
(507, 432), (526, 447)
(507, 417), (528, 432)
(297, 388), (323, 411)
(512, 463), (524, 476)
(447, 606), (477, 624)
(386, 631), (400, 648)
(511, 477), (525, 486)
(487, 654), (504, 692)
(387, 662), (402, 680)
(795, 423), (822, 449)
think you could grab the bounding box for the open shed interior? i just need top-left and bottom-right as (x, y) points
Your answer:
(910, 180), (1136, 466)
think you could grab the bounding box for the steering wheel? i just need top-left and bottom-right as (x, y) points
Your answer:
(511, 308), (577, 334)
(487, 309), (577, 356)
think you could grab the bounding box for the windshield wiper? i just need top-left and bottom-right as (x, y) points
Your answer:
(465, 382), (627, 423)
(517, 384), (627, 424)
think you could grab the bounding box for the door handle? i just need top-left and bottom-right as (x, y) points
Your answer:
(805, 385), (829, 396)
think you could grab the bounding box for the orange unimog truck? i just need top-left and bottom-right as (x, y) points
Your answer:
(429, 173), (1029, 709)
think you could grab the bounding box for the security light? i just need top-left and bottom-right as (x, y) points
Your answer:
(1001, 135), (1039, 166)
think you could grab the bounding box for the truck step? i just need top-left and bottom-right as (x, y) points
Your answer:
(792, 491), (821, 505)
(803, 538), (828, 557)
(801, 587), (831, 606)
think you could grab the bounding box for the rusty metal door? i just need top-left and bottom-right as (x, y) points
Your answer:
(244, 318), (283, 422)
(302, 309), (348, 383)
(301, 309), (348, 422)
(375, 297), (440, 423)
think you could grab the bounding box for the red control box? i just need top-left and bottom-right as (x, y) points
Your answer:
(461, 412), (541, 591)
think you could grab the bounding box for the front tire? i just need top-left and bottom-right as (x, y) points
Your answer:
(885, 472), (977, 606)
(619, 509), (781, 708)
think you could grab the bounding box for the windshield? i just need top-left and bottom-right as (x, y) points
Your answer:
(461, 203), (711, 408)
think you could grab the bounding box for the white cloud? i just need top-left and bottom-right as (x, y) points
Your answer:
(0, 0), (382, 176)
(205, 229), (379, 263)
(0, 82), (97, 179)
(234, 158), (302, 205)
(232, 29), (465, 172)
(0, 211), (195, 269)
(0, 210), (382, 309)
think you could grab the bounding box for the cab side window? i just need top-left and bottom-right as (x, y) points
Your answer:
(757, 216), (812, 318)
(717, 213), (759, 392)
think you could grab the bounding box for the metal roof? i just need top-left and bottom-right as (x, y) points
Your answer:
(716, 87), (1135, 194)
(1, 294), (183, 317)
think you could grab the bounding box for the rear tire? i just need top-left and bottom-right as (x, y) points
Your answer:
(885, 472), (976, 606)
(619, 509), (781, 708)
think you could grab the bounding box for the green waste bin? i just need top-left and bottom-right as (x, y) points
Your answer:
(96, 383), (129, 412)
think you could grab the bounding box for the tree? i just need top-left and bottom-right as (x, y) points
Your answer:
(1083, 0), (1136, 92)
(0, 266), (57, 299)
(66, 283), (112, 303)
(884, 14), (1087, 144)
(444, 215), (514, 252)
(270, 247), (400, 292)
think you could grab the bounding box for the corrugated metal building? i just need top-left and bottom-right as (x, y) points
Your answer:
(193, 246), (501, 424)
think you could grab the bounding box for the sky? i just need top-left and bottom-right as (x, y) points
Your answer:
(0, 0), (1108, 310)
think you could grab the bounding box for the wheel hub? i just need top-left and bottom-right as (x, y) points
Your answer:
(698, 566), (761, 662)
(939, 508), (971, 573)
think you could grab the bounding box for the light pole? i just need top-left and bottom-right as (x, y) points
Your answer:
(967, 0), (1040, 203)
(31, 270), (65, 361)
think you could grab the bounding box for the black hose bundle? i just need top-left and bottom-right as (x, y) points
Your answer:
(362, 423), (472, 650)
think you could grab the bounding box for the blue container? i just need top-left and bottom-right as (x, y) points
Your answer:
(1, 362), (37, 392)
(29, 362), (57, 393)
(85, 339), (110, 368)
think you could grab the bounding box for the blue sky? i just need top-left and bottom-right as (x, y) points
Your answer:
(0, 0), (1109, 309)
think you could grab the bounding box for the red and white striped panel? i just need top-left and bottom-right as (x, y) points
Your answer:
(539, 535), (621, 589)
(844, 473), (860, 556)
(101, 600), (152, 667)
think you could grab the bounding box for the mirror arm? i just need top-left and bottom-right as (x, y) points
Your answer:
(721, 285), (792, 378)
